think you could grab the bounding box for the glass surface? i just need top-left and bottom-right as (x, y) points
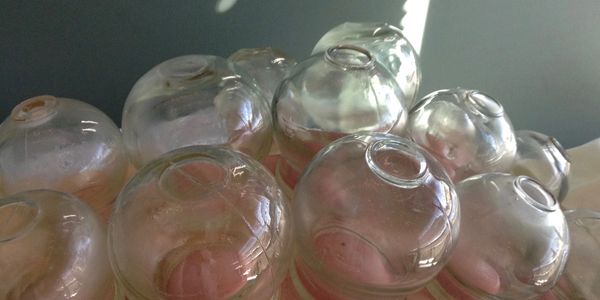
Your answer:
(290, 133), (460, 299)
(273, 45), (408, 190)
(108, 145), (292, 300)
(122, 55), (273, 168)
(429, 173), (570, 299)
(544, 209), (600, 300)
(0, 190), (113, 299)
(313, 22), (422, 109)
(228, 47), (297, 104)
(406, 88), (517, 181)
(510, 130), (570, 202)
(0, 95), (129, 218)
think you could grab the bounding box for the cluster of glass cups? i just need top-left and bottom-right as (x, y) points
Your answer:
(0, 20), (595, 300)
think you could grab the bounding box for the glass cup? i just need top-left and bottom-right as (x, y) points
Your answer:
(0, 190), (113, 299)
(228, 47), (297, 105)
(108, 145), (293, 299)
(289, 133), (460, 299)
(122, 55), (273, 168)
(511, 130), (570, 202)
(273, 45), (408, 192)
(406, 88), (517, 181)
(0, 95), (129, 219)
(428, 173), (570, 299)
(313, 22), (422, 108)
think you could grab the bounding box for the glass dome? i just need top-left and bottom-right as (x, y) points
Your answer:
(273, 45), (408, 190)
(406, 88), (517, 181)
(0, 95), (129, 218)
(511, 130), (570, 202)
(122, 55), (273, 168)
(313, 22), (422, 108)
(290, 133), (460, 299)
(228, 47), (297, 104)
(108, 145), (293, 300)
(430, 173), (570, 299)
(0, 190), (113, 299)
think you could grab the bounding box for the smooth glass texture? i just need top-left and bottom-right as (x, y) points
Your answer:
(290, 133), (460, 299)
(0, 95), (129, 218)
(545, 209), (600, 300)
(0, 190), (112, 299)
(122, 55), (272, 168)
(406, 88), (517, 181)
(429, 173), (570, 299)
(273, 45), (407, 190)
(228, 47), (297, 104)
(108, 146), (292, 300)
(313, 22), (422, 108)
(511, 130), (570, 202)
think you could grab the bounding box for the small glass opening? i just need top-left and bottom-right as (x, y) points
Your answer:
(514, 176), (557, 212)
(11, 95), (58, 122)
(325, 45), (374, 70)
(465, 91), (504, 117)
(366, 138), (428, 188)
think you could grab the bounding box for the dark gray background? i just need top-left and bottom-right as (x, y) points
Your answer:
(2, 1), (599, 148)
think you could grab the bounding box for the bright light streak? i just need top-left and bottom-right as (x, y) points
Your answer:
(401, 0), (430, 54)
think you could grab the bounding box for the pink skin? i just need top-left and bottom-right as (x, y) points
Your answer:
(165, 248), (246, 300)
(262, 154), (280, 176)
(313, 230), (396, 285)
(445, 250), (501, 296)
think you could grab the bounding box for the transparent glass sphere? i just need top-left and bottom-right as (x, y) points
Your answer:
(511, 130), (570, 202)
(0, 190), (113, 299)
(228, 47), (297, 104)
(406, 88), (517, 181)
(0, 95), (129, 218)
(546, 209), (600, 300)
(313, 22), (422, 108)
(108, 146), (293, 300)
(122, 55), (273, 168)
(431, 173), (570, 299)
(273, 45), (408, 189)
(291, 133), (460, 299)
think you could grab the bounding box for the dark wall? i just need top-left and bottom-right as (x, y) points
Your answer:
(3, 1), (600, 148)
(1, 0), (405, 126)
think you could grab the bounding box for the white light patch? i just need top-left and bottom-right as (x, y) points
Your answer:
(215, 0), (238, 13)
(400, 0), (430, 54)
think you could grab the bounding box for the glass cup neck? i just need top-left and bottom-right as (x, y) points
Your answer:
(372, 23), (404, 38)
(463, 90), (505, 118)
(546, 136), (571, 170)
(11, 95), (58, 123)
(324, 45), (375, 71)
(513, 176), (558, 212)
(365, 139), (430, 188)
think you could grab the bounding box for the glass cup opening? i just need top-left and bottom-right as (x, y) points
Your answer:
(365, 139), (428, 188)
(0, 200), (40, 243)
(548, 136), (571, 165)
(11, 95), (58, 122)
(372, 23), (403, 38)
(325, 45), (375, 70)
(514, 176), (557, 212)
(465, 91), (504, 118)
(159, 56), (215, 81)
